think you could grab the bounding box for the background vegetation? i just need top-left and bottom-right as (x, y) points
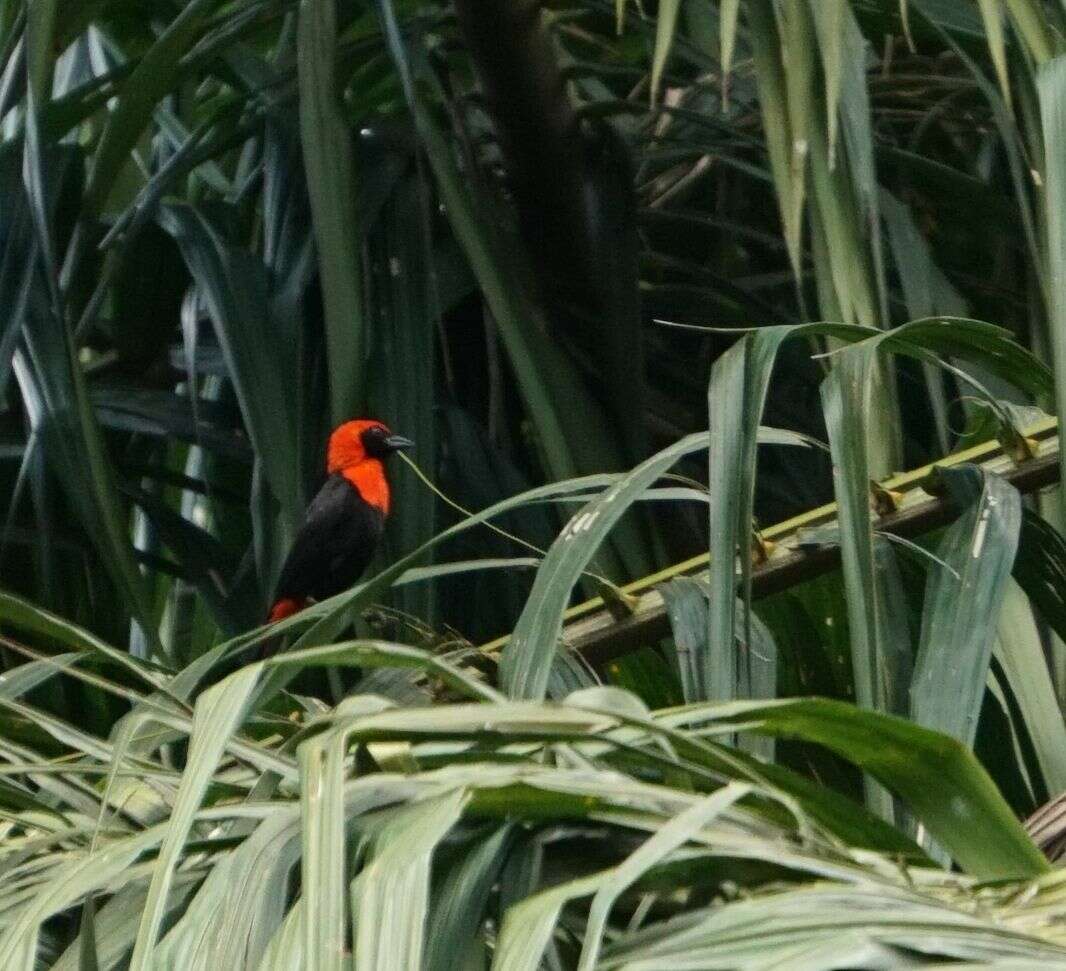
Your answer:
(3, 0), (1066, 967)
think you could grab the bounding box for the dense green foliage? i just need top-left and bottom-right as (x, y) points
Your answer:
(4, 0), (1066, 967)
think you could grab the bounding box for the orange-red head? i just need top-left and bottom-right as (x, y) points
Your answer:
(326, 419), (412, 514)
(327, 420), (413, 473)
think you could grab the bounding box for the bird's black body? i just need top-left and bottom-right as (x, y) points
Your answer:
(261, 419), (410, 660)
(272, 474), (385, 608)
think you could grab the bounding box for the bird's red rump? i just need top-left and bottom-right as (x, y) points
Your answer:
(269, 597), (305, 623)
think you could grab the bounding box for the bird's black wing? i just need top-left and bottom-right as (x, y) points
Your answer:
(272, 474), (385, 606)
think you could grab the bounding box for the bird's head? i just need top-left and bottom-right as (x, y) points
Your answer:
(327, 419), (413, 473)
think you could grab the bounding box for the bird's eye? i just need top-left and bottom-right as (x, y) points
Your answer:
(360, 424), (391, 455)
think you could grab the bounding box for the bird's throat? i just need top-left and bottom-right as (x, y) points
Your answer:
(341, 459), (391, 515)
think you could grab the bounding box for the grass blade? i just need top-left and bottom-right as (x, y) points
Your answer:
(424, 824), (515, 971)
(650, 0), (680, 102)
(690, 696), (1048, 879)
(297, 0), (363, 422)
(911, 466), (1021, 750)
(368, 174), (437, 624)
(128, 666), (263, 971)
(576, 782), (753, 970)
(810, 0), (845, 166)
(159, 204), (302, 536)
(1037, 56), (1066, 522)
(976, 0), (1012, 109)
(352, 790), (468, 971)
(78, 0), (213, 222)
(708, 323), (855, 703)
(719, 0), (740, 104)
(745, 0), (804, 275)
(994, 581), (1066, 798)
(502, 429), (809, 700)
(661, 576), (710, 701)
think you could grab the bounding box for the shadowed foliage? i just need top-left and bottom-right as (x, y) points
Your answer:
(2, 0), (1066, 966)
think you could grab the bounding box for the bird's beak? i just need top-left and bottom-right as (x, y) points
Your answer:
(385, 434), (414, 452)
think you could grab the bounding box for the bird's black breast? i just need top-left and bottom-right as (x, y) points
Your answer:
(273, 474), (386, 604)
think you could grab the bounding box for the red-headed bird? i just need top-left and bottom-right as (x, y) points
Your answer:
(267, 419), (412, 625)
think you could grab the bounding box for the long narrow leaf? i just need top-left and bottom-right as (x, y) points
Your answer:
(911, 466), (1022, 750)
(503, 429), (808, 700)
(297, 0), (363, 422)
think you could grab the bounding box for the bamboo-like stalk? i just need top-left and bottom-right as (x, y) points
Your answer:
(482, 418), (1061, 667)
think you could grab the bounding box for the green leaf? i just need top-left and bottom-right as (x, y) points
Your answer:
(745, 0), (805, 275)
(424, 824), (515, 971)
(297, 0), (364, 422)
(23, 0), (59, 296)
(351, 790), (468, 970)
(367, 174), (438, 624)
(596, 881), (1066, 966)
(9, 138), (158, 643)
(576, 782), (753, 971)
(52, 881), (200, 971)
(270, 640), (502, 704)
(1037, 56), (1066, 523)
(0, 827), (164, 967)
(719, 0), (740, 104)
(128, 665), (263, 971)
(80, 0), (215, 222)
(77, 895), (100, 971)
(0, 589), (166, 691)
(258, 902), (305, 971)
(159, 204), (301, 528)
(296, 711), (350, 971)
(683, 696), (1049, 879)
(1005, 0), (1058, 63)
(707, 323), (857, 704)
(501, 429), (808, 700)
(976, 0), (1012, 109)
(1013, 509), (1066, 646)
(911, 466), (1022, 750)
(994, 581), (1066, 798)
(660, 576), (711, 701)
(150, 800), (304, 968)
(818, 320), (1049, 810)
(881, 191), (967, 451)
(660, 577), (776, 757)
(810, 0), (845, 166)
(650, 0), (681, 102)
(494, 872), (604, 971)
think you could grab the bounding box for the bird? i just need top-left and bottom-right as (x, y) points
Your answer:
(266, 419), (413, 628)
